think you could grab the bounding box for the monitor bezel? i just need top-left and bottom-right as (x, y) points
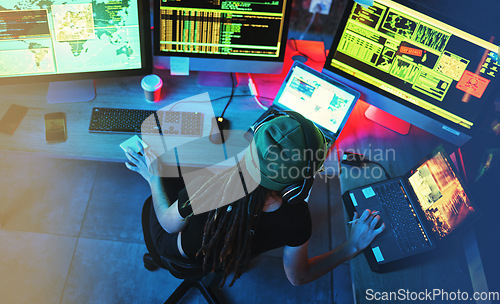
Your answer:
(0, 0), (152, 85)
(323, 0), (498, 138)
(153, 0), (293, 64)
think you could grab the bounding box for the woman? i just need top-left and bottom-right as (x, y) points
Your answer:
(125, 113), (384, 287)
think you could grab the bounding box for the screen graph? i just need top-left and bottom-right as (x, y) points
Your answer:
(325, 0), (499, 130)
(158, 0), (289, 59)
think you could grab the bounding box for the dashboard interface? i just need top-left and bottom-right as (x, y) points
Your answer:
(325, 0), (499, 130)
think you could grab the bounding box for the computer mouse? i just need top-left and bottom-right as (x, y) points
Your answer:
(209, 116), (230, 144)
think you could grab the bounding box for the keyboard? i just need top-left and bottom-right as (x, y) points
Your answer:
(89, 107), (203, 137)
(373, 181), (430, 255)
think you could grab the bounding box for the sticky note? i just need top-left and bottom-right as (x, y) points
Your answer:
(349, 193), (358, 206)
(362, 187), (375, 198)
(170, 57), (190, 76)
(456, 70), (490, 98)
(120, 135), (147, 154)
(372, 246), (385, 262)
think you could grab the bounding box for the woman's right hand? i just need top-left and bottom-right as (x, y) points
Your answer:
(346, 209), (385, 254)
(124, 143), (161, 184)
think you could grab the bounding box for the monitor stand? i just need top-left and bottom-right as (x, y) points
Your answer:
(47, 79), (96, 103)
(196, 72), (236, 87)
(365, 105), (411, 135)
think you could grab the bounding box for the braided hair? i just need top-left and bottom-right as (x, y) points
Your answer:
(182, 162), (270, 287)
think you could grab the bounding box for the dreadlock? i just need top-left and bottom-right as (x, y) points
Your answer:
(182, 162), (270, 287)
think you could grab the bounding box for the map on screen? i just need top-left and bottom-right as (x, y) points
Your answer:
(0, 0), (143, 77)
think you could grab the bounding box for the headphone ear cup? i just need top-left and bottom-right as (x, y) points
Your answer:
(281, 178), (315, 205)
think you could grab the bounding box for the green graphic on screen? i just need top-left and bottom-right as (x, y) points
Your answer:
(0, 0), (142, 77)
(158, 0), (288, 58)
(328, 1), (499, 129)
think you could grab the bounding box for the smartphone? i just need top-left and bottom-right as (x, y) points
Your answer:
(44, 112), (67, 142)
(0, 104), (29, 135)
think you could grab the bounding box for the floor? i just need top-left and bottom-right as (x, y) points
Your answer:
(0, 150), (354, 304)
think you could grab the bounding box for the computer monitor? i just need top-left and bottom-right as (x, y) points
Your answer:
(0, 0), (152, 102)
(153, 0), (292, 75)
(323, 0), (499, 146)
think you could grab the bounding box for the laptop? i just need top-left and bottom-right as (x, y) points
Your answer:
(247, 61), (361, 143)
(342, 146), (480, 272)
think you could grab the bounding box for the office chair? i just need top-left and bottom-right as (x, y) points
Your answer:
(141, 196), (227, 304)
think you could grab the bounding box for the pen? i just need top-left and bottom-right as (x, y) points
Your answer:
(347, 211), (380, 225)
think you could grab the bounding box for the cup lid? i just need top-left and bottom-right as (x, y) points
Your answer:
(141, 74), (163, 91)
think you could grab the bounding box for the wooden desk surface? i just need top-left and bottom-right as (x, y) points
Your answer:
(0, 70), (266, 166)
(0, 39), (326, 166)
(333, 100), (476, 303)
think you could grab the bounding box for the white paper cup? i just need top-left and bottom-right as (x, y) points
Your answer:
(141, 74), (163, 102)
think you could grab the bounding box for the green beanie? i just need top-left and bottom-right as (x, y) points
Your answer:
(244, 115), (327, 191)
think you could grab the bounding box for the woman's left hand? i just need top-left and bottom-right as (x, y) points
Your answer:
(124, 143), (160, 184)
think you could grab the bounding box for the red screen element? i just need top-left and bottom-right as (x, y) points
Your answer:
(456, 70), (490, 98)
(399, 46), (423, 57)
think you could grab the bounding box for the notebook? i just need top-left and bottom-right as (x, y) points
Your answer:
(248, 61), (361, 143)
(342, 146), (480, 272)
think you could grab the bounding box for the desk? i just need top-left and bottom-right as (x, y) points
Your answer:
(0, 39), (326, 167)
(0, 71), (265, 166)
(334, 100), (480, 303)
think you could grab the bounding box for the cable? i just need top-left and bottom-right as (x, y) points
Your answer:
(220, 72), (236, 118)
(248, 74), (270, 110)
(364, 160), (391, 180)
(289, 38), (326, 63)
(253, 96), (269, 111)
(298, 11), (317, 40)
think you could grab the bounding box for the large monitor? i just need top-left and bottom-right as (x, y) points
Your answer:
(0, 0), (151, 102)
(323, 0), (499, 146)
(153, 0), (292, 75)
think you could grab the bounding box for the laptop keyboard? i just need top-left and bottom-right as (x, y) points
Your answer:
(374, 181), (431, 255)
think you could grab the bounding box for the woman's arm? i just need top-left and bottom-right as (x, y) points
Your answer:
(282, 209), (384, 285)
(124, 145), (187, 233)
(148, 178), (187, 233)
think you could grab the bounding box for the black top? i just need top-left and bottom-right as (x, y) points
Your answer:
(177, 187), (312, 259)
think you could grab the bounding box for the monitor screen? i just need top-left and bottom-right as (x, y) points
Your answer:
(154, 0), (292, 73)
(276, 63), (359, 134)
(0, 0), (151, 82)
(323, 0), (499, 134)
(408, 150), (477, 241)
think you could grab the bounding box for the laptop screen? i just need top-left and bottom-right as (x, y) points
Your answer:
(275, 64), (358, 134)
(407, 151), (477, 241)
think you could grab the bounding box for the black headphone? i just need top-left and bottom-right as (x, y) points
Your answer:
(252, 111), (326, 205)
